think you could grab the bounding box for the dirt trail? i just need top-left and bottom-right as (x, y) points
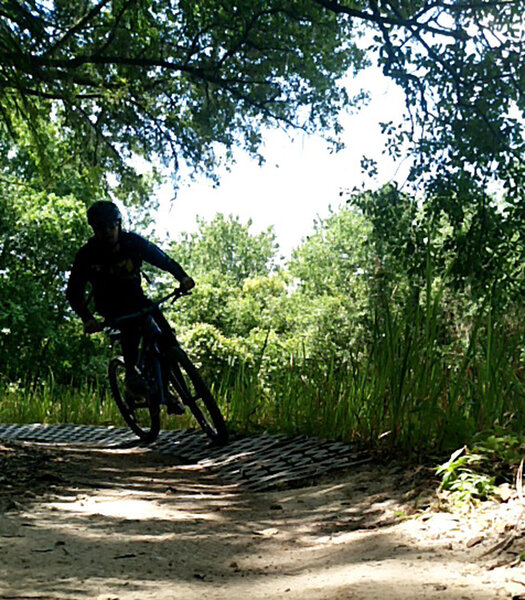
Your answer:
(0, 442), (523, 600)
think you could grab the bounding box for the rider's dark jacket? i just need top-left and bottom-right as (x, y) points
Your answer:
(66, 231), (188, 323)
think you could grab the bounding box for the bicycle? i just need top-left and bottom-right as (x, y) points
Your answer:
(106, 288), (228, 446)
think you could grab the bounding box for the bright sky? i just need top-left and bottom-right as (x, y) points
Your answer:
(156, 67), (410, 259)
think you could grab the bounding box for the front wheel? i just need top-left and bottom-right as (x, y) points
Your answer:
(108, 357), (160, 443)
(167, 347), (228, 445)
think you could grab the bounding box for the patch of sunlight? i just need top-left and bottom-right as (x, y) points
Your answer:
(47, 494), (219, 522)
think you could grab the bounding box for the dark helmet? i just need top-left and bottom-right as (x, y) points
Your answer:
(87, 201), (122, 229)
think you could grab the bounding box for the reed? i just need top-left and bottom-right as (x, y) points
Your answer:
(0, 377), (125, 427)
(216, 290), (523, 452)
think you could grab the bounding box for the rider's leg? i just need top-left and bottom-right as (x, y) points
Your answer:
(120, 326), (149, 397)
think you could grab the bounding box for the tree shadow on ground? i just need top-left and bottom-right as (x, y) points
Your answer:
(0, 440), (518, 600)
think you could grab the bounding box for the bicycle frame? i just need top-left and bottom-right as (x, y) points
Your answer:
(105, 287), (190, 408)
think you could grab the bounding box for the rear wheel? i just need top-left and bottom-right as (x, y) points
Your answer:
(167, 347), (228, 445)
(108, 357), (160, 443)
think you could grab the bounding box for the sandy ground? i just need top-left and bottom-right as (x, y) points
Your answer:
(0, 441), (524, 600)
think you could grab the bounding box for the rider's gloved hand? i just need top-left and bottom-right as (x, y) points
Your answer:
(84, 318), (104, 334)
(180, 276), (195, 292)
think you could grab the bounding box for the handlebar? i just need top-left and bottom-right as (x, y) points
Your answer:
(104, 287), (191, 329)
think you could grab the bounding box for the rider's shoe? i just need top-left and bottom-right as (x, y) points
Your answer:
(125, 371), (149, 399)
(165, 392), (185, 415)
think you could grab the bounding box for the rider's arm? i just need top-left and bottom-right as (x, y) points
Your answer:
(132, 233), (194, 288)
(66, 250), (96, 325)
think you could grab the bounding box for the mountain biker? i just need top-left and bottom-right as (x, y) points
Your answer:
(66, 201), (195, 409)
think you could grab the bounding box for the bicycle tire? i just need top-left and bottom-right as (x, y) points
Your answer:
(167, 346), (228, 445)
(108, 357), (160, 443)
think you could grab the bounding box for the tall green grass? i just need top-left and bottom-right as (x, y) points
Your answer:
(0, 377), (125, 427)
(219, 293), (523, 452)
